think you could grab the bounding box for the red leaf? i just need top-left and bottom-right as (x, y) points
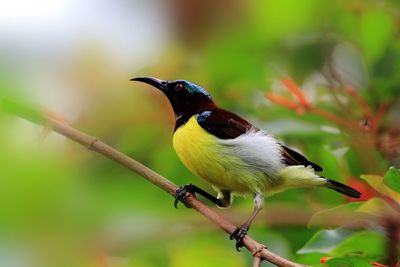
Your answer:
(265, 92), (298, 110)
(347, 179), (376, 202)
(281, 78), (309, 107)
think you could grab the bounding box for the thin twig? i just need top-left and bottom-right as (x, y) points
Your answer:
(307, 106), (360, 130)
(344, 86), (373, 119)
(265, 91), (359, 130)
(13, 109), (305, 267)
(253, 256), (262, 267)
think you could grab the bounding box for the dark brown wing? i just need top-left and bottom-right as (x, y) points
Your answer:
(197, 109), (323, 171)
(281, 145), (323, 171)
(196, 109), (254, 139)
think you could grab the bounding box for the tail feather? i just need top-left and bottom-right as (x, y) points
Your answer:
(326, 179), (361, 198)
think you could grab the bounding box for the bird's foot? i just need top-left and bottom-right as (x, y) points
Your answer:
(174, 184), (195, 208)
(230, 225), (249, 251)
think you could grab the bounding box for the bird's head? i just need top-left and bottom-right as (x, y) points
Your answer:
(131, 77), (215, 119)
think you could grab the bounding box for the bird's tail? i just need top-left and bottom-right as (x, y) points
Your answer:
(325, 178), (361, 198)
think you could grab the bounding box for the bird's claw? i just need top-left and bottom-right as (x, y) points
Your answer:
(230, 225), (249, 251)
(174, 184), (194, 208)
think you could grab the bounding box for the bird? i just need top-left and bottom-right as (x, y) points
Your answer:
(131, 77), (361, 251)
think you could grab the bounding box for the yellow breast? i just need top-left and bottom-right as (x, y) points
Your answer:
(172, 115), (258, 193)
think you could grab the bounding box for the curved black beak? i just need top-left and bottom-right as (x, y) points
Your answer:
(130, 77), (168, 92)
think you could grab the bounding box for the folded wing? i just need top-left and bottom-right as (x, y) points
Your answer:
(197, 109), (323, 172)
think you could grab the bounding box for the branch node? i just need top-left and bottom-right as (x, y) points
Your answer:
(252, 244), (268, 257)
(87, 137), (99, 150)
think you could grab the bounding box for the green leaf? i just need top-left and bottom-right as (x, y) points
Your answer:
(318, 146), (342, 183)
(360, 174), (400, 203)
(298, 229), (354, 254)
(356, 197), (398, 217)
(308, 202), (365, 228)
(383, 166), (400, 193)
(325, 256), (372, 267)
(296, 252), (326, 266)
(251, 0), (327, 42)
(332, 231), (386, 259)
(360, 10), (396, 65)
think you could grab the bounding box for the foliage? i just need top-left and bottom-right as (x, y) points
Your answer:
(1, 0), (400, 266)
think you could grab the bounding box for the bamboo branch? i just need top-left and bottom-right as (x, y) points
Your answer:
(9, 103), (305, 267)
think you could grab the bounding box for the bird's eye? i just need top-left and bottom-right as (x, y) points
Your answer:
(175, 83), (184, 91)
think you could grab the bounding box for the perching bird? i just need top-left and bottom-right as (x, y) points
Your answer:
(131, 77), (361, 250)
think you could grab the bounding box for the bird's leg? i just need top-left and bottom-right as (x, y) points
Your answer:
(230, 192), (264, 251)
(174, 184), (231, 208)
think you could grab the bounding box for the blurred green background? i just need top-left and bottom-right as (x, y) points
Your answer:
(1, 0), (400, 266)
